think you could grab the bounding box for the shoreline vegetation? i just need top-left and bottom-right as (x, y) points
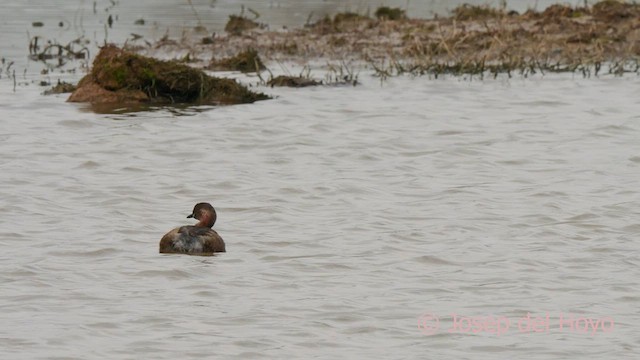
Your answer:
(124, 0), (640, 79)
(34, 1), (639, 107)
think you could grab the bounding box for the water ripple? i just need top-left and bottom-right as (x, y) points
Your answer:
(1, 70), (639, 359)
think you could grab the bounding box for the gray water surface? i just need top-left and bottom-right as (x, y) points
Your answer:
(1, 72), (639, 359)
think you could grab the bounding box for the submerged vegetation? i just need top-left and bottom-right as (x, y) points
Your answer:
(28, 36), (89, 68)
(68, 44), (269, 105)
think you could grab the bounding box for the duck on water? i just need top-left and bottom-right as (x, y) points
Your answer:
(160, 202), (226, 255)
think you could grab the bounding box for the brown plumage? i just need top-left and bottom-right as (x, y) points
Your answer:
(159, 202), (226, 255)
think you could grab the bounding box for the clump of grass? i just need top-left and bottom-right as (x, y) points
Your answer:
(225, 15), (260, 35)
(536, 4), (585, 19)
(592, 0), (635, 21)
(311, 12), (371, 33)
(259, 62), (358, 87)
(208, 49), (266, 73)
(271, 41), (299, 55)
(225, 7), (265, 36)
(526, 0), (637, 20)
(333, 12), (370, 23)
(325, 61), (359, 86)
(267, 75), (321, 87)
(255, 64), (320, 87)
(375, 6), (406, 20)
(328, 35), (348, 47)
(451, 4), (505, 21)
(44, 80), (76, 95)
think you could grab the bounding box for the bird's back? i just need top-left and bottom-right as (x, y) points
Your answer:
(159, 226), (226, 255)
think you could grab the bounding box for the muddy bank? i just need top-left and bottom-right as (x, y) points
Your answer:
(68, 45), (269, 105)
(136, 1), (640, 77)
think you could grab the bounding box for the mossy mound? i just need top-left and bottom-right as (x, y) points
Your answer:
(68, 44), (269, 105)
(225, 15), (261, 35)
(208, 49), (266, 73)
